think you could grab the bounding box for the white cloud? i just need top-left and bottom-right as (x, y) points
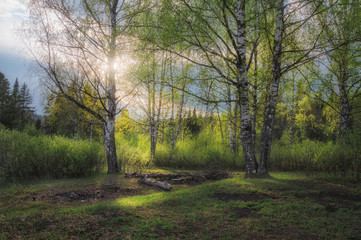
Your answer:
(0, 0), (28, 52)
(0, 0), (26, 16)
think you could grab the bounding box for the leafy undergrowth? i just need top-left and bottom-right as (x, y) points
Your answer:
(1, 171), (360, 239)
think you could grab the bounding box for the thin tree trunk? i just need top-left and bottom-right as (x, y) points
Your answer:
(289, 77), (297, 146)
(170, 90), (175, 135)
(227, 86), (237, 152)
(171, 84), (186, 153)
(236, 1), (257, 177)
(149, 57), (165, 160)
(74, 118), (78, 140)
(289, 111), (295, 145)
(204, 80), (214, 125)
(252, 48), (258, 149)
(217, 105), (224, 140)
(339, 77), (352, 136)
(169, 84), (175, 156)
(90, 119), (93, 142)
(153, 77), (164, 159)
(233, 101), (239, 152)
(258, 0), (284, 175)
(227, 85), (234, 152)
(149, 74), (156, 160)
(161, 122), (165, 143)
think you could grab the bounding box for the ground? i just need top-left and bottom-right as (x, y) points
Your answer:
(1, 170), (360, 239)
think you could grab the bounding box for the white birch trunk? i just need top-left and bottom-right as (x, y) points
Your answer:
(149, 59), (165, 160)
(236, 1), (257, 176)
(104, 0), (119, 174)
(258, 0), (284, 175)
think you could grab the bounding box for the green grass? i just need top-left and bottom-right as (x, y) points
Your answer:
(154, 130), (245, 170)
(1, 171), (360, 239)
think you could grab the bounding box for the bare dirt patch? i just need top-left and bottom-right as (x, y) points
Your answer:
(30, 184), (157, 204)
(265, 179), (319, 192)
(263, 179), (361, 211)
(229, 207), (258, 218)
(213, 192), (270, 202)
(294, 190), (361, 211)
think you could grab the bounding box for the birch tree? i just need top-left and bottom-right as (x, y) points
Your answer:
(258, 0), (285, 175)
(310, 0), (361, 136)
(24, 0), (142, 173)
(258, 0), (329, 175)
(170, 82), (187, 157)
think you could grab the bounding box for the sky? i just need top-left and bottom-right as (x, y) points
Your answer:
(0, 0), (44, 114)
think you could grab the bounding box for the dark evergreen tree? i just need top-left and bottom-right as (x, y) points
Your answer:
(18, 83), (34, 129)
(0, 76), (34, 129)
(35, 118), (42, 130)
(186, 108), (201, 135)
(0, 72), (11, 127)
(9, 78), (21, 128)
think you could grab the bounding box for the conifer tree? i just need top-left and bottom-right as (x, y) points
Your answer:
(0, 72), (11, 127)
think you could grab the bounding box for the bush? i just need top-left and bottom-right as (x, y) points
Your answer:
(0, 129), (105, 183)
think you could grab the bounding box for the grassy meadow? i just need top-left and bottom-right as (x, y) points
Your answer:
(1, 171), (361, 239)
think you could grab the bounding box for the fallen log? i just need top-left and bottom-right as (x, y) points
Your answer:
(125, 172), (206, 182)
(138, 177), (172, 191)
(126, 171), (230, 191)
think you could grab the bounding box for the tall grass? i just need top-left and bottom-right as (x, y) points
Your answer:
(154, 130), (244, 169)
(270, 139), (321, 172)
(270, 131), (361, 179)
(0, 126), (105, 183)
(152, 128), (360, 180)
(2, 124), (359, 182)
(115, 132), (152, 173)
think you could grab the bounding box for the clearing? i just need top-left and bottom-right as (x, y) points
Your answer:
(1, 170), (360, 239)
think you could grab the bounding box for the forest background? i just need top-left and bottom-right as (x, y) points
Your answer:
(1, 0), (361, 183)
